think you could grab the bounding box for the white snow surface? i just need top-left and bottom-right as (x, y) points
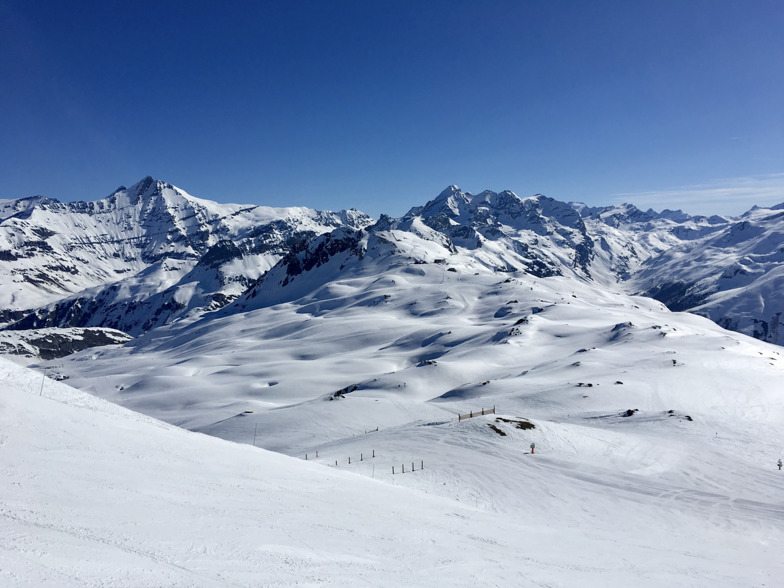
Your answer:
(18, 244), (784, 585)
(3, 349), (783, 587)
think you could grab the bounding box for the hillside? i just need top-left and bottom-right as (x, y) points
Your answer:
(3, 351), (782, 586)
(49, 231), (784, 448)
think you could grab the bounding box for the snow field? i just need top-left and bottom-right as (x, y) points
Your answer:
(3, 357), (783, 586)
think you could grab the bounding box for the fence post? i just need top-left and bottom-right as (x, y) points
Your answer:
(421, 460), (424, 470)
(361, 453), (363, 461)
(392, 466), (395, 474)
(316, 451), (318, 458)
(402, 464), (405, 473)
(412, 462), (415, 472)
(372, 449), (375, 458)
(348, 456), (351, 464)
(305, 454), (308, 460)
(470, 411), (473, 418)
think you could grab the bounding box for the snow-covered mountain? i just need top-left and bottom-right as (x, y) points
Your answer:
(239, 185), (784, 345)
(4, 180), (784, 585)
(630, 204), (784, 344)
(3, 180), (783, 348)
(0, 177), (372, 336)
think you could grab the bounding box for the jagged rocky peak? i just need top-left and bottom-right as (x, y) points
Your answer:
(133, 175), (157, 194)
(407, 187), (590, 236)
(437, 184), (464, 200)
(531, 195), (586, 229)
(102, 176), (185, 204)
(127, 176), (172, 197)
(313, 208), (374, 231)
(100, 177), (172, 209)
(410, 186), (528, 223)
(474, 189), (522, 210)
(415, 185), (472, 219)
(122, 176), (185, 206)
(337, 208), (375, 228)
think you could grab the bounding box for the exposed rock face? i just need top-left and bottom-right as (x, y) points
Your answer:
(0, 328), (132, 361)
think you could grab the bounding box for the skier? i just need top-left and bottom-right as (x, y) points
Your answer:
(530, 442), (535, 454)
(778, 459), (782, 470)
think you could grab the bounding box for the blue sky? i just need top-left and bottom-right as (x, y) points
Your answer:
(1, 0), (782, 218)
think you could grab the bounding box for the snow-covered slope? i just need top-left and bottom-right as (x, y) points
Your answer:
(631, 204), (784, 345)
(6, 301), (784, 586)
(5, 357), (593, 586)
(51, 231), (784, 440)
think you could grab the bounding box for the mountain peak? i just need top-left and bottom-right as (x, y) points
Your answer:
(437, 185), (463, 198)
(411, 185), (472, 219)
(474, 189), (523, 211)
(128, 176), (165, 197)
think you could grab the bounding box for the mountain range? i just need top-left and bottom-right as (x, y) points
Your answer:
(1, 177), (782, 356)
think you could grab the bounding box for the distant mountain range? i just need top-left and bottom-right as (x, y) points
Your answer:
(0, 177), (782, 360)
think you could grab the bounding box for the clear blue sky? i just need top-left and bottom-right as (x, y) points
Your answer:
(2, 0), (782, 218)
